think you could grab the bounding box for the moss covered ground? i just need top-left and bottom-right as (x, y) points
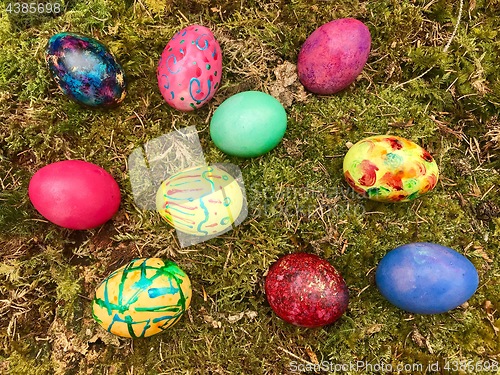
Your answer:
(0, 0), (499, 374)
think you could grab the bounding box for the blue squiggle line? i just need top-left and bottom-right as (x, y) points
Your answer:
(196, 197), (210, 235)
(189, 78), (212, 104)
(201, 167), (215, 191)
(166, 54), (181, 74)
(195, 34), (209, 50)
(161, 74), (170, 89)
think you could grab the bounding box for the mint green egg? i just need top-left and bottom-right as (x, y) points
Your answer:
(210, 91), (287, 158)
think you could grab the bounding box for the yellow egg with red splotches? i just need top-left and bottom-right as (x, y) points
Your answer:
(343, 135), (439, 202)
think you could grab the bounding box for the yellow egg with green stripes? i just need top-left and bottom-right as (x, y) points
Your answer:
(92, 258), (192, 338)
(155, 165), (244, 236)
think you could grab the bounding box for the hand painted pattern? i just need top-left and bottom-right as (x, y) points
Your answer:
(46, 32), (126, 107)
(92, 258), (191, 338)
(157, 25), (222, 111)
(155, 165), (244, 236)
(343, 135), (439, 202)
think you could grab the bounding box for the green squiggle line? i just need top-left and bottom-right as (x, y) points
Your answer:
(96, 259), (191, 337)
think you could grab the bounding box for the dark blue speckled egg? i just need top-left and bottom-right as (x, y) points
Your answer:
(376, 242), (479, 314)
(46, 32), (126, 107)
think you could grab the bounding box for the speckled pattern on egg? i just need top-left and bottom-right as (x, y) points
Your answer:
(157, 24), (222, 111)
(265, 253), (349, 328)
(46, 32), (126, 107)
(155, 165), (244, 236)
(297, 18), (371, 95)
(343, 135), (439, 202)
(92, 258), (192, 338)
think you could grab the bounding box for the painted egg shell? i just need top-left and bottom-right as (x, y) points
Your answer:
(376, 242), (479, 314)
(46, 32), (126, 107)
(297, 18), (371, 94)
(156, 165), (244, 236)
(157, 24), (222, 111)
(343, 135), (439, 202)
(28, 160), (121, 230)
(92, 258), (192, 338)
(265, 253), (349, 328)
(210, 91), (287, 158)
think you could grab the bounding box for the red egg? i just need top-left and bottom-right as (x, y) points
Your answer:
(265, 253), (349, 328)
(297, 18), (371, 94)
(28, 160), (121, 230)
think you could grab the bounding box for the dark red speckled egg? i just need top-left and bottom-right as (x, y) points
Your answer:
(265, 253), (349, 328)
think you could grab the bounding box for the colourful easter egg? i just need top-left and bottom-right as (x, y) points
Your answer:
(265, 253), (349, 328)
(28, 160), (121, 230)
(210, 91), (287, 158)
(343, 135), (439, 202)
(376, 243), (479, 314)
(92, 258), (192, 338)
(297, 18), (371, 94)
(157, 24), (222, 111)
(46, 32), (126, 107)
(156, 165), (244, 236)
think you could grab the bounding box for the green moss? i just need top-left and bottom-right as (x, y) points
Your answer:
(1, 349), (52, 375)
(51, 262), (83, 323)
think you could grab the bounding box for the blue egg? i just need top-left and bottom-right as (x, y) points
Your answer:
(46, 33), (126, 107)
(375, 242), (478, 314)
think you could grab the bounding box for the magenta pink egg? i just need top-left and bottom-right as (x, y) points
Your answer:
(297, 18), (371, 95)
(28, 160), (121, 230)
(157, 24), (222, 111)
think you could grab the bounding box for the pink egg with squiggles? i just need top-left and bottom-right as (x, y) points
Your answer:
(157, 25), (222, 111)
